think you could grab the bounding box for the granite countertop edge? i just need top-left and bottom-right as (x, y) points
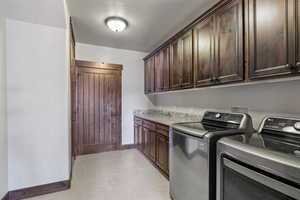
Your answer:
(134, 112), (200, 127)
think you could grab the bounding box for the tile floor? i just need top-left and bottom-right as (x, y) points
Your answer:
(29, 149), (171, 200)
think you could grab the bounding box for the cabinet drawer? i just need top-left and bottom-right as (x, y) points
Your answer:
(134, 117), (143, 126)
(156, 124), (169, 137)
(143, 120), (156, 131)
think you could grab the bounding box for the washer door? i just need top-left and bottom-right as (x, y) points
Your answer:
(170, 130), (209, 200)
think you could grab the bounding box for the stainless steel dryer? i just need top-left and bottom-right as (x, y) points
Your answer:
(170, 111), (254, 200)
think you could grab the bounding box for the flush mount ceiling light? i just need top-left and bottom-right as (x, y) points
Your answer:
(105, 17), (128, 32)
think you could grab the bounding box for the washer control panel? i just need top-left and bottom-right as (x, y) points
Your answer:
(263, 117), (300, 135)
(203, 112), (244, 125)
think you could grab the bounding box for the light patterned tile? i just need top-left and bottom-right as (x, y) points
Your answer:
(27, 149), (171, 200)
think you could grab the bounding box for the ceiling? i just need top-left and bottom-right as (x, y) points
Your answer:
(6, 0), (66, 28)
(67, 0), (219, 52)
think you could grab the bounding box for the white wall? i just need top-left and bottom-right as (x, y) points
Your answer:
(76, 43), (154, 145)
(6, 19), (70, 190)
(154, 79), (300, 128)
(64, 0), (72, 178)
(0, 0), (8, 197)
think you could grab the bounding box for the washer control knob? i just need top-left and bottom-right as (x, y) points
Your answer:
(215, 113), (221, 119)
(294, 150), (300, 157)
(294, 122), (300, 131)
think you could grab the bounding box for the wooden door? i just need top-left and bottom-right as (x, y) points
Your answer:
(76, 61), (122, 155)
(156, 134), (169, 175)
(194, 16), (215, 87)
(215, 0), (244, 83)
(155, 47), (170, 92)
(144, 57), (155, 94)
(248, 0), (295, 79)
(181, 31), (194, 88)
(170, 39), (182, 89)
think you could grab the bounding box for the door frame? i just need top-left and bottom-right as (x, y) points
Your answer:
(72, 60), (123, 156)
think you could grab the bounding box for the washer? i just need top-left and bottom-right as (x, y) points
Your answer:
(170, 111), (254, 200)
(217, 117), (300, 200)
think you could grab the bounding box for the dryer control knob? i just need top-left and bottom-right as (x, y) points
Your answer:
(215, 113), (221, 119)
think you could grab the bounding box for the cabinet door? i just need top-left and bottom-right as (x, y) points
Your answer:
(138, 125), (143, 151)
(155, 52), (162, 92)
(144, 59), (150, 93)
(142, 128), (148, 156)
(149, 130), (156, 162)
(144, 57), (155, 93)
(170, 39), (182, 89)
(215, 0), (244, 83)
(248, 0), (295, 79)
(194, 16), (215, 87)
(181, 31), (194, 88)
(156, 134), (169, 175)
(162, 47), (170, 90)
(134, 124), (138, 145)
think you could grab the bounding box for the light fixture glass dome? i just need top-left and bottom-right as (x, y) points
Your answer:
(105, 17), (128, 32)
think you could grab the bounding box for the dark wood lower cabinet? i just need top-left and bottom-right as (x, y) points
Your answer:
(143, 127), (150, 157)
(134, 117), (169, 177)
(156, 134), (169, 174)
(149, 130), (157, 162)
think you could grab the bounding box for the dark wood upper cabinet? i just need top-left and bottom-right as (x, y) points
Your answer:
(155, 52), (163, 92)
(144, 57), (155, 94)
(248, 0), (295, 79)
(194, 16), (215, 87)
(194, 0), (244, 87)
(144, 0), (300, 94)
(215, 0), (244, 83)
(181, 31), (194, 88)
(170, 30), (193, 89)
(170, 39), (182, 89)
(155, 47), (170, 92)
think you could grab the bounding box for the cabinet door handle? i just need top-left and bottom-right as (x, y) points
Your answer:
(286, 64), (296, 71)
